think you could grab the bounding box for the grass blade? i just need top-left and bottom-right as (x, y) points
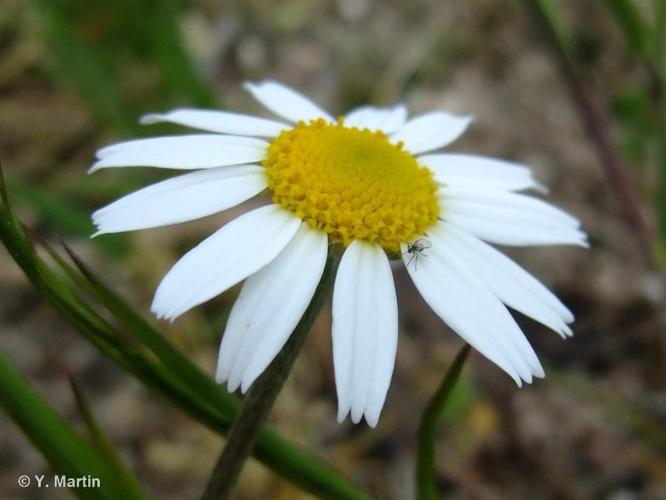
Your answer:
(605, 0), (653, 63)
(525, 0), (656, 267)
(67, 373), (146, 499)
(0, 355), (146, 500)
(416, 345), (470, 500)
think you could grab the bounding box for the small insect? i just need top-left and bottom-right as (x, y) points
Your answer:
(403, 238), (432, 271)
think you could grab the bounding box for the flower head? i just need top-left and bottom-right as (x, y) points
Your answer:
(92, 80), (587, 427)
(263, 118), (440, 251)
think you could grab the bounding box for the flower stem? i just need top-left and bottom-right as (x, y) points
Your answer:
(201, 250), (341, 500)
(416, 344), (470, 500)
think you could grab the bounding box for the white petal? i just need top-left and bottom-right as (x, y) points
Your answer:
(419, 154), (546, 192)
(215, 224), (328, 392)
(440, 188), (588, 247)
(444, 214), (588, 247)
(91, 135), (267, 172)
(431, 222), (574, 338)
(344, 105), (407, 134)
(443, 187), (580, 226)
(140, 109), (289, 137)
(92, 165), (267, 234)
(332, 241), (398, 427)
(391, 112), (472, 154)
(151, 205), (301, 321)
(244, 80), (334, 123)
(96, 134), (266, 159)
(403, 238), (544, 385)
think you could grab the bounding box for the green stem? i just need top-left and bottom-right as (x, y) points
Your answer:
(416, 344), (470, 500)
(655, 0), (666, 262)
(604, 0), (654, 67)
(201, 251), (341, 500)
(525, 0), (655, 268)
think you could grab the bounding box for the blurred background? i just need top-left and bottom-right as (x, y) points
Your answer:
(1, 0), (665, 499)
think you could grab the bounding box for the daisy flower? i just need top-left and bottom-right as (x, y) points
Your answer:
(91, 80), (587, 427)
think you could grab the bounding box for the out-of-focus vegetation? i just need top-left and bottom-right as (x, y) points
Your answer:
(1, 1), (665, 499)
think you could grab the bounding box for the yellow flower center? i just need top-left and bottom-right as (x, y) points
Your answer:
(263, 119), (440, 252)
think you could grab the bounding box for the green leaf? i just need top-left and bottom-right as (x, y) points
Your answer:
(26, 0), (137, 133)
(0, 355), (146, 500)
(605, 0), (653, 62)
(654, 0), (666, 253)
(6, 178), (93, 236)
(26, 0), (215, 132)
(5, 177), (129, 257)
(416, 345), (470, 500)
(534, 0), (572, 60)
(136, 0), (216, 108)
(610, 91), (654, 162)
(439, 372), (476, 422)
(67, 373), (146, 499)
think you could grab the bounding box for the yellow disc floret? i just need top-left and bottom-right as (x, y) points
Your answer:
(263, 118), (440, 253)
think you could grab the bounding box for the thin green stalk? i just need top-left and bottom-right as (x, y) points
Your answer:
(604, 0), (666, 262)
(605, 0), (654, 66)
(524, 0), (655, 268)
(67, 374), (146, 499)
(201, 252), (341, 500)
(416, 344), (470, 500)
(655, 0), (666, 260)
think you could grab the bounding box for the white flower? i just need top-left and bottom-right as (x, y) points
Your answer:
(91, 80), (587, 427)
